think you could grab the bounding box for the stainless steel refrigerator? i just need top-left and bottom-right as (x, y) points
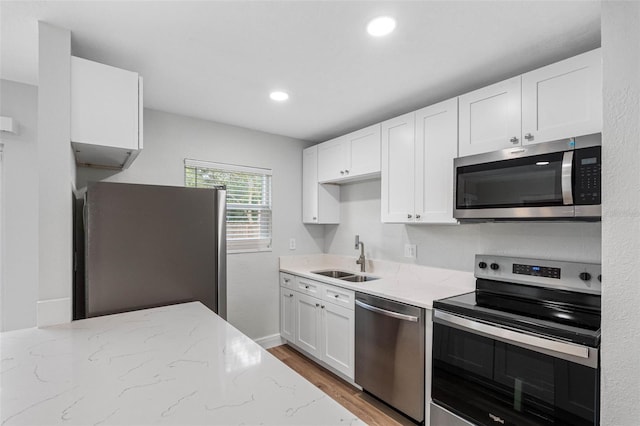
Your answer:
(73, 182), (226, 320)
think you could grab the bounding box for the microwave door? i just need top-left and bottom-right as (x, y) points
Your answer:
(455, 150), (575, 219)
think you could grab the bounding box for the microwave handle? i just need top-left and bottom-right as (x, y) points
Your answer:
(561, 151), (574, 205)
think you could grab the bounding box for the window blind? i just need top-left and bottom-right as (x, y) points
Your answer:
(185, 159), (272, 253)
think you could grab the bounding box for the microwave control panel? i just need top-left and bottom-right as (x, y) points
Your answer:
(574, 146), (601, 205)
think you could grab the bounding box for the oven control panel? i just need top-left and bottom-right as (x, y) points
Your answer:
(513, 263), (561, 279)
(475, 255), (602, 294)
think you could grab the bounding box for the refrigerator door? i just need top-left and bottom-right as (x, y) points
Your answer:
(83, 182), (226, 318)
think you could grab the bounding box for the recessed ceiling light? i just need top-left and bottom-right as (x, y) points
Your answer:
(367, 16), (396, 37)
(270, 91), (289, 101)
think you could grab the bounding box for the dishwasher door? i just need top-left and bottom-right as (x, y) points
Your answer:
(355, 292), (425, 423)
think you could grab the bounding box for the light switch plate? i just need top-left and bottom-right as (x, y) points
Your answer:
(289, 238), (296, 250)
(404, 244), (417, 259)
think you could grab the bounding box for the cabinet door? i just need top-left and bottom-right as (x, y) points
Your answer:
(345, 123), (381, 178)
(458, 76), (522, 156)
(302, 146), (319, 223)
(322, 302), (355, 379)
(302, 146), (339, 224)
(295, 293), (322, 359)
(71, 57), (139, 150)
(317, 137), (346, 182)
(280, 287), (296, 342)
(381, 112), (416, 223)
(522, 48), (602, 145)
(414, 98), (459, 224)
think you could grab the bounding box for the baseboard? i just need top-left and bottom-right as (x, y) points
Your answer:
(37, 297), (71, 327)
(254, 333), (284, 349)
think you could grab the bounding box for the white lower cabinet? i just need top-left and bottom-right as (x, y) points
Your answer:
(280, 287), (296, 343)
(321, 301), (354, 378)
(279, 274), (355, 380)
(294, 292), (323, 359)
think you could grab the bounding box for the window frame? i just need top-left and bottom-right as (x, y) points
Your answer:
(184, 159), (273, 254)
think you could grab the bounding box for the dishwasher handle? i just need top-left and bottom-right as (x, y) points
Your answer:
(355, 299), (420, 322)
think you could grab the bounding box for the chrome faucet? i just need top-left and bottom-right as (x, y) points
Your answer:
(355, 235), (366, 272)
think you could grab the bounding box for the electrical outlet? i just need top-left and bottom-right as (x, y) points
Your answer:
(404, 244), (417, 259)
(289, 238), (296, 250)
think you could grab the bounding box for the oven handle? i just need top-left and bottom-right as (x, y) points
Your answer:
(433, 310), (589, 359)
(561, 150), (574, 205)
(355, 300), (419, 322)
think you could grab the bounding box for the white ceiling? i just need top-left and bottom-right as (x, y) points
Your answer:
(1, 1), (601, 142)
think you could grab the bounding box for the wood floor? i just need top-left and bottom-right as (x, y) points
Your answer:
(268, 344), (417, 426)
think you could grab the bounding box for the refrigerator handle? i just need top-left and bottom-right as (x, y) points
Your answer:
(216, 189), (227, 320)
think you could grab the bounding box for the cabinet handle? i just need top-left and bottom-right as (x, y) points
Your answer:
(524, 133), (534, 141)
(407, 214), (413, 219)
(510, 136), (519, 144)
(416, 214), (421, 219)
(285, 293), (294, 298)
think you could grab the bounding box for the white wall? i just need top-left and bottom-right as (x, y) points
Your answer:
(601, 2), (640, 424)
(0, 80), (39, 331)
(325, 179), (602, 271)
(36, 22), (73, 327)
(76, 108), (325, 339)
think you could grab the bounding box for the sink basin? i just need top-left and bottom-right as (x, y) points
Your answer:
(311, 270), (354, 279)
(340, 275), (379, 283)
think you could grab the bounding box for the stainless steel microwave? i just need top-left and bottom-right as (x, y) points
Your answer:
(454, 134), (601, 220)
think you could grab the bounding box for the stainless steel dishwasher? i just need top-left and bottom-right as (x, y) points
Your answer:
(355, 292), (425, 423)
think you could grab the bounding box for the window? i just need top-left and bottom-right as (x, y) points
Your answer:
(185, 159), (272, 253)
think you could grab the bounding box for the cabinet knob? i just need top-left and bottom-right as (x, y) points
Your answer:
(416, 214), (421, 219)
(315, 303), (320, 307)
(340, 170), (345, 175)
(524, 133), (534, 141)
(334, 294), (339, 298)
(312, 217), (317, 221)
(321, 305), (325, 309)
(407, 214), (413, 219)
(345, 169), (349, 174)
(284, 278), (290, 283)
(510, 137), (519, 144)
(305, 285), (310, 289)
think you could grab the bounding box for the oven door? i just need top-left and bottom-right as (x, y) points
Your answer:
(432, 310), (600, 426)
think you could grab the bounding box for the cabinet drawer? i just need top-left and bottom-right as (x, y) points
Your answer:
(280, 272), (295, 290)
(323, 285), (355, 310)
(296, 277), (324, 297)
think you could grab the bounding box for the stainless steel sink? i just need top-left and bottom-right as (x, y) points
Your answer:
(311, 270), (354, 279)
(340, 275), (379, 283)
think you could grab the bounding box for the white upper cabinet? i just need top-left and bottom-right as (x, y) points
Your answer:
(458, 77), (522, 157)
(302, 146), (340, 224)
(381, 112), (416, 223)
(414, 98), (459, 224)
(317, 124), (381, 183)
(459, 48), (602, 157)
(521, 48), (602, 145)
(382, 101), (459, 225)
(71, 56), (143, 169)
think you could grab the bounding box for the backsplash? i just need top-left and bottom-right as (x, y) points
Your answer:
(322, 179), (602, 272)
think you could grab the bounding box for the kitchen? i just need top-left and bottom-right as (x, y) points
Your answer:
(0, 1), (638, 425)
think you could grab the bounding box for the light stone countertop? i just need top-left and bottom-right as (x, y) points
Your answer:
(0, 302), (363, 426)
(280, 254), (476, 309)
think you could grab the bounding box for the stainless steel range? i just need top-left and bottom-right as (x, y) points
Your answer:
(431, 255), (601, 426)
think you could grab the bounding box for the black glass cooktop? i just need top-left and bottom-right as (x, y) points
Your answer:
(433, 279), (601, 347)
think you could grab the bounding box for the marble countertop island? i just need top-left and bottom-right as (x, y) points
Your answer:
(0, 302), (363, 425)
